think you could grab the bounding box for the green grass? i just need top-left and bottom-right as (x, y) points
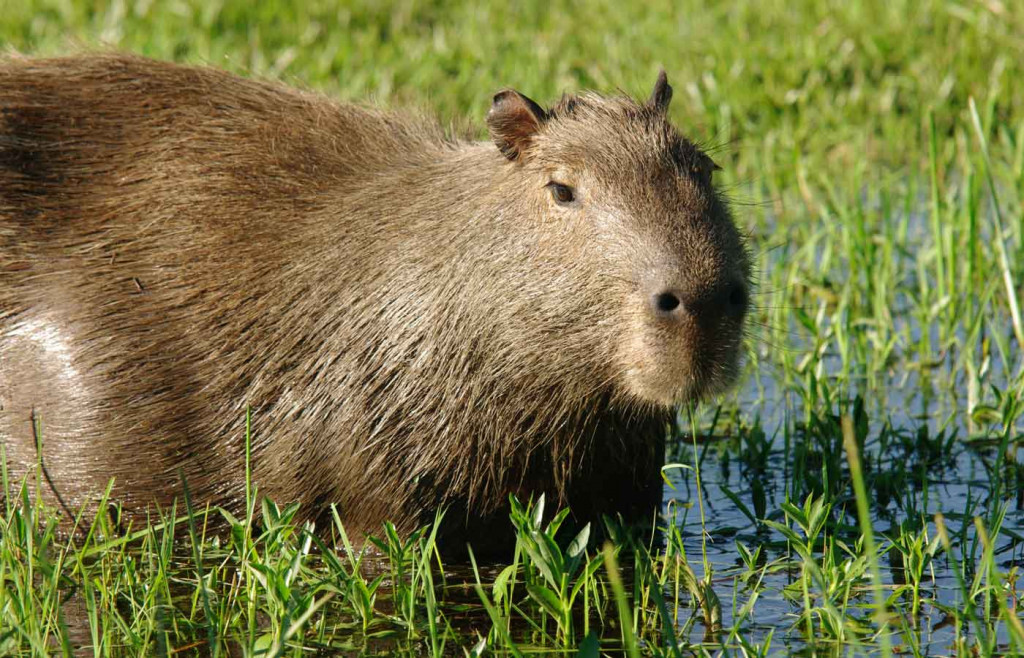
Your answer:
(1, 0), (1023, 655)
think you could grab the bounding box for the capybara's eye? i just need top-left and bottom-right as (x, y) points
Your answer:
(546, 182), (576, 205)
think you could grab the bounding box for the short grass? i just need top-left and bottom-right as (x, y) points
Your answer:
(1, 0), (1023, 655)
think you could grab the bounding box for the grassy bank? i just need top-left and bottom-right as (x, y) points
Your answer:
(1, 0), (1023, 655)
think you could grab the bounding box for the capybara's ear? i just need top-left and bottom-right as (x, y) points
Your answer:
(487, 89), (548, 160)
(648, 70), (672, 114)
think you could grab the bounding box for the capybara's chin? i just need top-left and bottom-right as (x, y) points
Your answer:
(0, 56), (750, 551)
(623, 352), (745, 409)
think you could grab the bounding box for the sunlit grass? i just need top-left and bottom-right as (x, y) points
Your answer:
(1, 0), (1022, 655)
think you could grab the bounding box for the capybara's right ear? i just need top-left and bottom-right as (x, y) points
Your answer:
(487, 90), (548, 161)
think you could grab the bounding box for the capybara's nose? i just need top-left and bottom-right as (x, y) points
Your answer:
(651, 290), (683, 316)
(649, 279), (747, 324)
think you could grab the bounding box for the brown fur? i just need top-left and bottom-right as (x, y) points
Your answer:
(0, 54), (749, 550)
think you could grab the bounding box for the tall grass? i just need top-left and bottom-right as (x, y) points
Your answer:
(1, 0), (1023, 654)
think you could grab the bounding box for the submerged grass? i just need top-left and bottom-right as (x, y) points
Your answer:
(1, 0), (1023, 655)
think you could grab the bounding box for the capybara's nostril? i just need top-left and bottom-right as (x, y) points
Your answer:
(650, 280), (747, 323)
(727, 281), (748, 315)
(652, 291), (681, 315)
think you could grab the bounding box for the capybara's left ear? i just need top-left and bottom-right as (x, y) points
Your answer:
(648, 70), (672, 114)
(487, 89), (548, 161)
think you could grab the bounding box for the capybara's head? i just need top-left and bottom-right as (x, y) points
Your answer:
(486, 72), (750, 408)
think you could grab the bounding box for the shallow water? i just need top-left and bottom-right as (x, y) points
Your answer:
(659, 340), (1024, 654)
(665, 444), (1024, 653)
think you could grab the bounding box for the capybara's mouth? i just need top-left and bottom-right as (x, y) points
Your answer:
(621, 327), (745, 408)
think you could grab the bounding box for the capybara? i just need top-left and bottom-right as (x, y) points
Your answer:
(0, 54), (749, 550)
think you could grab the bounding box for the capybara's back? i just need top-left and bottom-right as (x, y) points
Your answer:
(1, 54), (750, 550)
